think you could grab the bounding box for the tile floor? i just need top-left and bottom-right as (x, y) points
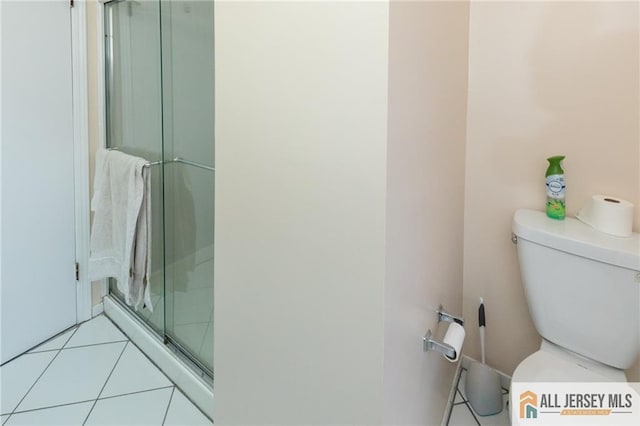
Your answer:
(0, 315), (212, 425)
(447, 366), (510, 426)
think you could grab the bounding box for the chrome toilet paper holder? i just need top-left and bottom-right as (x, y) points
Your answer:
(423, 305), (464, 357)
(437, 305), (464, 326)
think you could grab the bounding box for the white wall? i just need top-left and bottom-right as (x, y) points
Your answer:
(384, 1), (469, 424)
(463, 0), (640, 381)
(214, 1), (389, 423)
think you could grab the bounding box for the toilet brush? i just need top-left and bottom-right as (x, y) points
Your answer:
(465, 297), (503, 416)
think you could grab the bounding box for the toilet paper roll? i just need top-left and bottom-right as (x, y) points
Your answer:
(576, 195), (635, 237)
(443, 322), (465, 363)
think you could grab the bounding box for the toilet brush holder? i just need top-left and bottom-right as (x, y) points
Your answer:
(465, 361), (503, 416)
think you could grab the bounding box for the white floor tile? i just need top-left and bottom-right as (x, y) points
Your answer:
(0, 351), (57, 414)
(468, 393), (510, 426)
(5, 401), (93, 426)
(164, 390), (212, 425)
(16, 342), (126, 411)
(448, 404), (479, 426)
(28, 328), (76, 354)
(454, 389), (465, 404)
(101, 344), (172, 398)
(1, 414), (9, 424)
(85, 387), (173, 426)
(64, 316), (127, 348)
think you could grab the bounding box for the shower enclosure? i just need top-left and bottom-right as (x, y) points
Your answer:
(103, 0), (214, 378)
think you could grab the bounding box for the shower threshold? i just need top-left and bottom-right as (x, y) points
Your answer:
(104, 295), (213, 419)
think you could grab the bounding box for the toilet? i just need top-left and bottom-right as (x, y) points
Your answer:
(511, 209), (640, 384)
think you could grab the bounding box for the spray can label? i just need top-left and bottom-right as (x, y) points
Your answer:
(546, 174), (565, 219)
(546, 174), (565, 198)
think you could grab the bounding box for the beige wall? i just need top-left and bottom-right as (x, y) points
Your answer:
(213, 1), (389, 423)
(384, 1), (469, 423)
(463, 1), (640, 381)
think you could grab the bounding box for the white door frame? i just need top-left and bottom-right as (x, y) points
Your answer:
(71, 0), (92, 323)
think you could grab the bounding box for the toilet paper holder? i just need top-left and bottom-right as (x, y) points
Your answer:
(423, 305), (464, 357)
(437, 305), (464, 326)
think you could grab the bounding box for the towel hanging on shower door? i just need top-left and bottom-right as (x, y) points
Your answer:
(88, 148), (153, 312)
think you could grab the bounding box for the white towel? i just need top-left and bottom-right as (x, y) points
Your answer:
(89, 148), (153, 311)
(131, 165), (153, 311)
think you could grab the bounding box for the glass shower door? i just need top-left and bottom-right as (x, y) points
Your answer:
(161, 0), (215, 374)
(104, 0), (166, 336)
(104, 0), (214, 376)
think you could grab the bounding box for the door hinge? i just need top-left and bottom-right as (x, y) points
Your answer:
(75, 262), (79, 281)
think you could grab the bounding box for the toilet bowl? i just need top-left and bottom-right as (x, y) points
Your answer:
(509, 340), (630, 425)
(512, 339), (627, 384)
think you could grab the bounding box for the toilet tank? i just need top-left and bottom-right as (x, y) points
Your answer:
(512, 209), (640, 370)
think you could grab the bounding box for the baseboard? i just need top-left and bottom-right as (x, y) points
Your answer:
(461, 355), (512, 390)
(92, 301), (104, 317)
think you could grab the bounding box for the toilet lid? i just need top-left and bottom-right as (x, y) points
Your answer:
(512, 349), (627, 383)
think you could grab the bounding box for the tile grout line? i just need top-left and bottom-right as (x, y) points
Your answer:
(96, 385), (175, 402)
(2, 325), (78, 366)
(23, 348), (67, 355)
(8, 386), (177, 419)
(9, 399), (96, 416)
(9, 327), (80, 415)
(161, 387), (176, 425)
(56, 324), (79, 348)
(26, 326), (78, 355)
(29, 339), (130, 354)
(62, 340), (130, 351)
(81, 341), (129, 426)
